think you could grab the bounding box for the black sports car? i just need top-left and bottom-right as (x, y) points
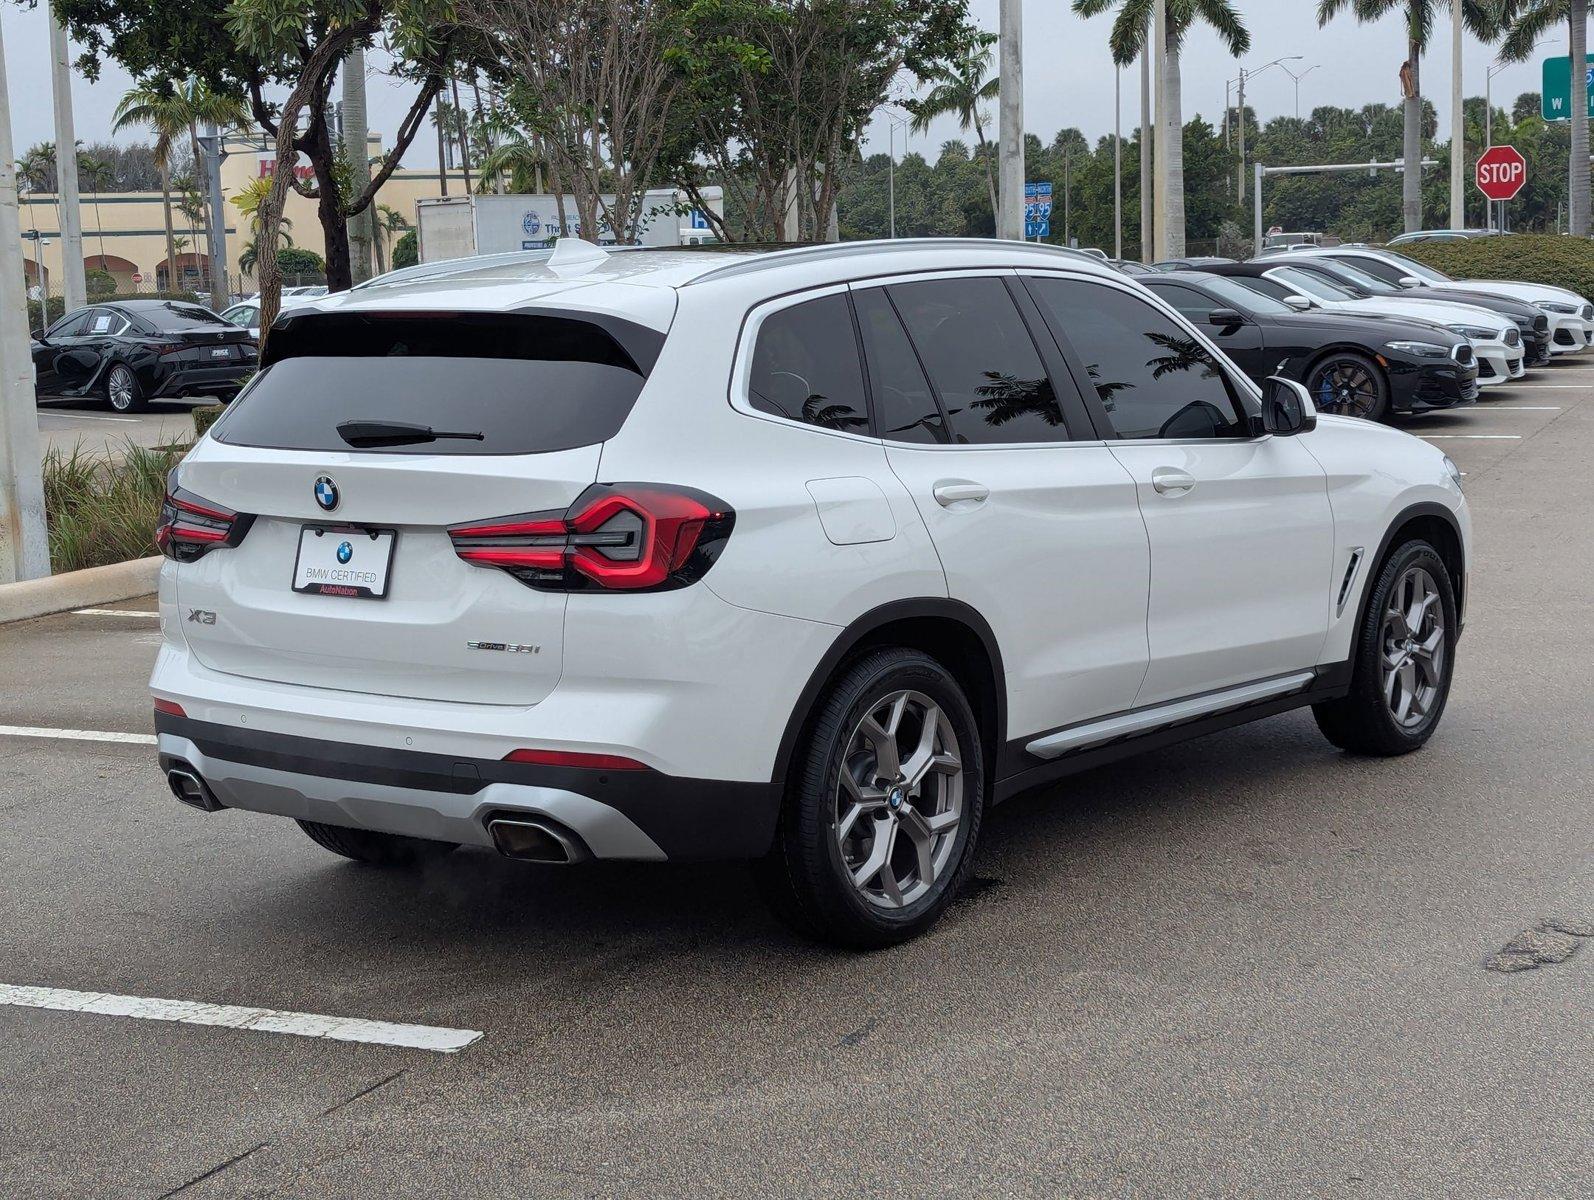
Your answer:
(1248, 253), (1554, 368)
(1142, 271), (1478, 421)
(31, 299), (258, 413)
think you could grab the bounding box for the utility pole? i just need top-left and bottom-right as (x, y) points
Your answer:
(47, 14), (85, 313)
(1114, 65), (1123, 259)
(887, 121), (896, 239)
(1450, 0), (1465, 230)
(343, 45), (373, 284)
(1140, 44), (1152, 262)
(1152, 0), (1168, 260)
(1, 18), (50, 583)
(997, 0), (1024, 240)
(201, 124), (228, 310)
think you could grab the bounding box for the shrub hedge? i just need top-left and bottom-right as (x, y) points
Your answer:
(42, 442), (182, 573)
(1394, 234), (1594, 298)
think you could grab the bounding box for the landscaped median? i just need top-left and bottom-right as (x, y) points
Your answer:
(0, 440), (181, 624)
(1396, 233), (1594, 297)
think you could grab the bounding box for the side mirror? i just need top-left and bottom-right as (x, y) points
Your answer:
(30, 330), (47, 343)
(1397, 276), (1423, 289)
(1259, 376), (1317, 436)
(1282, 294), (1313, 312)
(1206, 308), (1247, 327)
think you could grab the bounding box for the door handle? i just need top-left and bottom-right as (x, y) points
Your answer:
(932, 480), (989, 507)
(1150, 468), (1197, 496)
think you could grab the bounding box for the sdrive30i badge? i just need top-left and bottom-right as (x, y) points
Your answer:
(467, 641), (542, 654)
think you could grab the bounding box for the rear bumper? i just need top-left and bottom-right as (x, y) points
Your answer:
(153, 364), (254, 398)
(155, 713), (779, 861)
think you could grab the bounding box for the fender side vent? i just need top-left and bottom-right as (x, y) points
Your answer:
(1336, 548), (1365, 617)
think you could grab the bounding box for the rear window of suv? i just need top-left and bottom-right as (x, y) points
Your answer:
(213, 311), (660, 456)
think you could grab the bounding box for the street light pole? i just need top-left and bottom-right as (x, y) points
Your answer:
(47, 16), (85, 313)
(1, 16), (50, 583)
(1152, 0), (1167, 260)
(1236, 57), (1303, 205)
(1140, 43), (1152, 262)
(1282, 63), (1320, 120)
(887, 120), (896, 239)
(997, 0), (1024, 240)
(1450, 0), (1465, 230)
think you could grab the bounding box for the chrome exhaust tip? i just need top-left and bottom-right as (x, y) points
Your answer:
(167, 766), (224, 812)
(487, 816), (589, 864)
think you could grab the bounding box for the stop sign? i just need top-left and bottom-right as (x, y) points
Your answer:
(1476, 145), (1527, 201)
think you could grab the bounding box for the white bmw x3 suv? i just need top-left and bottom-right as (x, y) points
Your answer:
(152, 238), (1469, 947)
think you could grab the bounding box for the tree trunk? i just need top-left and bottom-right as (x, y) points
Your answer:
(187, 122), (211, 282)
(1164, 44), (1185, 257)
(373, 221), (387, 275)
(1572, 3), (1590, 236)
(159, 161), (177, 292)
(435, 96), (450, 196)
(314, 148), (353, 292)
(973, 118), (999, 225)
(451, 75), (473, 194)
(1403, 40), (1423, 234)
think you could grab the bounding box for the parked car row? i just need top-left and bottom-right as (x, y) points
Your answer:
(1124, 244), (1594, 422)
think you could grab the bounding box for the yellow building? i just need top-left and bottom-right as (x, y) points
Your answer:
(17, 131), (462, 298)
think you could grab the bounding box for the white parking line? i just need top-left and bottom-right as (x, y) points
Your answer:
(44, 413), (140, 423)
(1482, 405), (1561, 410)
(0, 725), (156, 745)
(1504, 384), (1589, 389)
(1419, 434), (1522, 440)
(0, 984), (483, 1054)
(72, 608), (160, 618)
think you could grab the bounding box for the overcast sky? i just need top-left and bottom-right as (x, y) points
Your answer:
(0, 0), (1566, 169)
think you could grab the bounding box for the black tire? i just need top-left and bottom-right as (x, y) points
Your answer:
(296, 819), (458, 866)
(1313, 539), (1457, 756)
(103, 362), (148, 413)
(1306, 352), (1390, 422)
(754, 648), (985, 950)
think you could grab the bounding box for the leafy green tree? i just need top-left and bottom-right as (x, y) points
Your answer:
(904, 28), (1000, 216)
(112, 84), (191, 286)
(392, 228), (419, 269)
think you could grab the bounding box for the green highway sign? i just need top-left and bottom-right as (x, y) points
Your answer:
(1541, 55), (1594, 121)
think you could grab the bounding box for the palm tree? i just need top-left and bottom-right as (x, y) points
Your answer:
(1318, 1), (1500, 234)
(372, 205), (409, 274)
(1494, 0), (1589, 234)
(113, 85), (189, 293)
(908, 30), (1002, 218)
(1073, 0), (1250, 256)
(474, 132), (548, 195)
(80, 153), (112, 262)
(231, 176), (293, 280)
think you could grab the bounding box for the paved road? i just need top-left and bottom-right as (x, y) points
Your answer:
(2, 368), (1591, 1198)
(37, 400), (203, 458)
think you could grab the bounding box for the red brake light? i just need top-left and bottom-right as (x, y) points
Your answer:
(449, 483), (734, 593)
(503, 748), (648, 771)
(156, 470), (255, 562)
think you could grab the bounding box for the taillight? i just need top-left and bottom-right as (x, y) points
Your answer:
(503, 748), (647, 771)
(449, 483), (734, 592)
(155, 470), (255, 562)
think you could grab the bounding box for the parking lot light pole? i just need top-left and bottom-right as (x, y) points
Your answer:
(48, 15), (85, 314)
(1, 18), (51, 584)
(1450, 0), (1465, 231)
(997, 0), (1024, 240)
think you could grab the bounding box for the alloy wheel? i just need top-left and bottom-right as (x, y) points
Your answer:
(834, 689), (964, 910)
(1381, 565), (1445, 729)
(1311, 360), (1379, 418)
(107, 366), (136, 412)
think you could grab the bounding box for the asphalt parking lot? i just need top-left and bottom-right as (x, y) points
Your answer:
(3, 367), (1591, 1198)
(37, 400), (201, 457)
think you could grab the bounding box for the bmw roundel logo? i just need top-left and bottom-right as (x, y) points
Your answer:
(336, 541), (353, 565)
(314, 476), (338, 511)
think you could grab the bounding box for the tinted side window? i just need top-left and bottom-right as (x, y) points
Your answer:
(48, 311), (91, 337)
(1341, 255), (1403, 285)
(853, 288), (946, 444)
(747, 294), (869, 434)
(1026, 277), (1247, 441)
(887, 277), (1070, 445)
(1236, 276), (1299, 303)
(1145, 283), (1214, 320)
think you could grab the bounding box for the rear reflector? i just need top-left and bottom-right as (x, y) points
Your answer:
(153, 698), (187, 718)
(503, 748), (648, 771)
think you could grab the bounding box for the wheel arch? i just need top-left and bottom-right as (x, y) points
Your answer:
(770, 598), (1006, 795)
(1301, 343), (1390, 390)
(1356, 501), (1467, 638)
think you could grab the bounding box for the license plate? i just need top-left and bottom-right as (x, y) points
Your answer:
(210, 347), (233, 359)
(292, 526), (396, 599)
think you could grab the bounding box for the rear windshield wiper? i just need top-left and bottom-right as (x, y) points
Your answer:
(336, 420), (485, 448)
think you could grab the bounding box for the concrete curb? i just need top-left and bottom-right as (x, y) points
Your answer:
(0, 557), (161, 625)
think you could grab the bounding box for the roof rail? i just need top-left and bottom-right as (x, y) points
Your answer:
(683, 238), (1107, 286)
